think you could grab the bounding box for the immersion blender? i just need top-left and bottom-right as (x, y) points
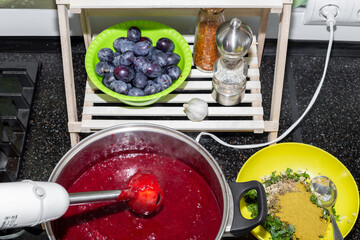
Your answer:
(0, 171), (163, 229)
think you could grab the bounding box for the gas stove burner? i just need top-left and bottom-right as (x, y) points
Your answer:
(0, 62), (39, 182)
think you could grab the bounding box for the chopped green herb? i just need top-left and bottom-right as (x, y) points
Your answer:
(323, 209), (330, 219)
(247, 202), (258, 218)
(302, 172), (310, 178)
(244, 189), (257, 202)
(245, 191), (295, 239)
(264, 171), (282, 186)
(263, 215), (295, 240)
(310, 194), (318, 205)
(332, 207), (340, 221)
(316, 203), (340, 221)
(244, 190), (258, 218)
(263, 168), (310, 188)
(285, 168), (295, 180)
(245, 168), (335, 240)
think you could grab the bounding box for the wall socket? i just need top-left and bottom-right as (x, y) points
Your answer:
(304, 0), (360, 26)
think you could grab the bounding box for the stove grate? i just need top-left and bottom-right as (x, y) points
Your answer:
(0, 62), (39, 182)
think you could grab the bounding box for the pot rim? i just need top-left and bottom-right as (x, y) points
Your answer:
(44, 123), (231, 240)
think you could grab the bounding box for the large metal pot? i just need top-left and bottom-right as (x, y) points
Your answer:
(44, 124), (267, 239)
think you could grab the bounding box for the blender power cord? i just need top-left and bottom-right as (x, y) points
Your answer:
(0, 230), (25, 240)
(196, 6), (337, 149)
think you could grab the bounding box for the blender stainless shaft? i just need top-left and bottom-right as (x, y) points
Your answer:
(69, 190), (122, 204)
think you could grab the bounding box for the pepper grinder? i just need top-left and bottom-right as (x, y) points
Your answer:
(212, 18), (253, 106)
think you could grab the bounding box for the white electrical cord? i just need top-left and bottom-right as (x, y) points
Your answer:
(196, 7), (336, 149)
(0, 231), (25, 240)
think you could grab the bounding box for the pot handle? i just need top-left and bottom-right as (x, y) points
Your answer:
(228, 180), (267, 237)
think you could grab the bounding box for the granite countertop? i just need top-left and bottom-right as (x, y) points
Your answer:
(0, 37), (359, 239)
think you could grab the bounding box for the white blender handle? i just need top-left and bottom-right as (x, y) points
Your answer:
(0, 181), (69, 229)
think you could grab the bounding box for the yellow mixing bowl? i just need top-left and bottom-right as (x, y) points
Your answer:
(237, 142), (359, 240)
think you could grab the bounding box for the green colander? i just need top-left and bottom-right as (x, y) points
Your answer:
(85, 20), (193, 106)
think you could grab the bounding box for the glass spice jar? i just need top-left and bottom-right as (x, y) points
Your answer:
(193, 8), (225, 72)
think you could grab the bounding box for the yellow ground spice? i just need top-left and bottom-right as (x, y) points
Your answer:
(275, 182), (329, 240)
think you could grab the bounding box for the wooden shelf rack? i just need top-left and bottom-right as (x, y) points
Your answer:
(56, 0), (292, 146)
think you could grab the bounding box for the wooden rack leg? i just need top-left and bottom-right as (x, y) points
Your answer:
(257, 9), (270, 67)
(80, 10), (92, 50)
(80, 10), (95, 133)
(57, 4), (80, 146)
(248, 40), (263, 133)
(268, 3), (292, 142)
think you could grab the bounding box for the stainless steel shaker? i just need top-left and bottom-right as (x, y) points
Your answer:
(212, 18), (253, 106)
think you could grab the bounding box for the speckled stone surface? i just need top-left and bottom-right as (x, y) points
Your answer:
(0, 38), (359, 239)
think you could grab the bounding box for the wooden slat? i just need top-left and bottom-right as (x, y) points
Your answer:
(83, 106), (263, 117)
(185, 35), (257, 46)
(68, 0), (283, 9)
(92, 34), (255, 46)
(190, 56), (258, 69)
(178, 80), (260, 91)
(78, 8), (264, 17)
(56, 0), (70, 4)
(86, 80), (260, 91)
(249, 34), (264, 133)
(264, 121), (279, 132)
(188, 68), (259, 79)
(85, 93), (262, 104)
(187, 34), (257, 44)
(188, 51), (257, 67)
(81, 120), (265, 132)
(250, 72), (263, 133)
(245, 56), (258, 66)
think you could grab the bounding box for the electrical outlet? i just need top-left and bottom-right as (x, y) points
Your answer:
(349, 0), (360, 24)
(304, 0), (360, 26)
